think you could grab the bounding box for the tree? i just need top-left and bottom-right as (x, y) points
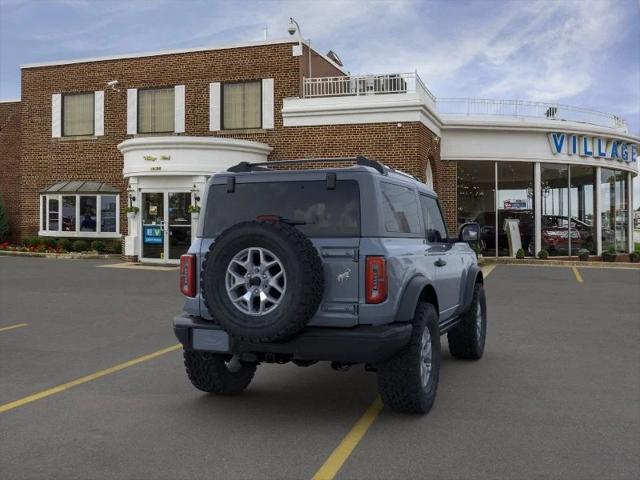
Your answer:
(0, 193), (9, 242)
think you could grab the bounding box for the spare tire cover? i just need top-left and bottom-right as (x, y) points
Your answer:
(202, 221), (324, 342)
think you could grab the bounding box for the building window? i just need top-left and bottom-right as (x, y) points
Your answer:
(380, 182), (421, 234)
(601, 169), (628, 253)
(222, 81), (261, 129)
(138, 88), (175, 133)
(62, 92), (94, 136)
(457, 161), (496, 256)
(40, 191), (120, 238)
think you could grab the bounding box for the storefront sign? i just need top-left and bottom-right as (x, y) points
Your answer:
(143, 225), (163, 245)
(504, 199), (527, 209)
(548, 132), (638, 163)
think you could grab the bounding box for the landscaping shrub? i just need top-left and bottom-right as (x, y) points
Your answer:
(71, 239), (89, 252)
(603, 245), (617, 262)
(41, 237), (57, 249)
(0, 194), (9, 242)
(630, 251), (640, 263)
(91, 240), (106, 253)
(515, 248), (525, 259)
(537, 249), (549, 260)
(57, 238), (73, 252)
(577, 249), (590, 261)
(105, 239), (121, 254)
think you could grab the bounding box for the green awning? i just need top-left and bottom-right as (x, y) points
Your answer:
(41, 181), (120, 194)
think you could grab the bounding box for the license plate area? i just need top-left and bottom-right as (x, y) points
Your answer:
(192, 329), (230, 353)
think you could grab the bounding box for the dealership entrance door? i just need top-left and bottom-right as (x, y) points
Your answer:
(141, 192), (191, 263)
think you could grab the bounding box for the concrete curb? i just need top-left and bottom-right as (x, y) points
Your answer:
(479, 257), (640, 269)
(0, 250), (120, 260)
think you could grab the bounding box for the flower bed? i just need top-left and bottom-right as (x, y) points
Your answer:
(0, 237), (122, 255)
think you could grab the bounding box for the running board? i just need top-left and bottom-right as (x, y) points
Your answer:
(438, 316), (462, 334)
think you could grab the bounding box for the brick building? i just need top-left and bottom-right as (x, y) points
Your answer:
(1, 38), (637, 262)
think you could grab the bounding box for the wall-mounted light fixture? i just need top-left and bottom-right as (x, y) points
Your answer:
(127, 186), (136, 206)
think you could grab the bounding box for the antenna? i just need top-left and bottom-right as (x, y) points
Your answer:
(263, 25), (268, 40)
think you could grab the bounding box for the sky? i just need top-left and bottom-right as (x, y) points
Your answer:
(1, 0), (639, 204)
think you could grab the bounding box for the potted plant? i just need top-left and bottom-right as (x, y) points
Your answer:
(629, 246), (640, 263)
(126, 206), (139, 220)
(577, 249), (590, 261)
(603, 245), (617, 262)
(515, 248), (525, 259)
(187, 204), (201, 220)
(537, 249), (549, 260)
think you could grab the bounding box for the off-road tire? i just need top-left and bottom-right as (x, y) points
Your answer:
(183, 351), (256, 395)
(448, 282), (486, 360)
(377, 303), (440, 414)
(202, 221), (324, 342)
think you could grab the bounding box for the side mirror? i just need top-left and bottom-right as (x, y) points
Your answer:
(458, 222), (480, 243)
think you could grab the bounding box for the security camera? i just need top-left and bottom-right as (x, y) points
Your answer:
(288, 18), (297, 36)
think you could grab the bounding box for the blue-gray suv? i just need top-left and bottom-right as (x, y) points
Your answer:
(174, 157), (487, 414)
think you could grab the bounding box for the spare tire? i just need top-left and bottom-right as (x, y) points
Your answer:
(202, 221), (324, 342)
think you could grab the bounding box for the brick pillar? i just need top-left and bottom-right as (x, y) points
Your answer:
(435, 160), (457, 235)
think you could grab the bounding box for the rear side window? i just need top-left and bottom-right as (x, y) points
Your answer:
(204, 180), (360, 237)
(419, 195), (448, 243)
(380, 182), (421, 234)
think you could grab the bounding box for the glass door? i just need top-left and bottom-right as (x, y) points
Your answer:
(142, 193), (165, 260)
(168, 192), (191, 260)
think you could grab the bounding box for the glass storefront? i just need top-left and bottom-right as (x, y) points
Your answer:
(457, 161), (630, 257)
(601, 169), (629, 253)
(457, 161), (496, 256)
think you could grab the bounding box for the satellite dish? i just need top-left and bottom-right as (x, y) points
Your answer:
(326, 50), (343, 67)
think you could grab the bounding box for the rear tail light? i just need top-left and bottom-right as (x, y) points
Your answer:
(365, 256), (387, 304)
(180, 254), (196, 297)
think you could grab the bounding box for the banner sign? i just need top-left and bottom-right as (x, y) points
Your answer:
(143, 225), (163, 245)
(548, 132), (638, 163)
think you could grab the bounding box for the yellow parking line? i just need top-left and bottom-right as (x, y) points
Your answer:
(481, 264), (496, 278)
(571, 266), (584, 283)
(0, 323), (28, 333)
(0, 344), (181, 414)
(312, 397), (383, 480)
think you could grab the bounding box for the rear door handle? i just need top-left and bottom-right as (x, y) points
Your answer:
(434, 258), (447, 267)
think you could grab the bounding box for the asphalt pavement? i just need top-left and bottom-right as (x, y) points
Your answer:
(0, 257), (638, 480)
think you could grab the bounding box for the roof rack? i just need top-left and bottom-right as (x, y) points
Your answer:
(227, 156), (386, 175)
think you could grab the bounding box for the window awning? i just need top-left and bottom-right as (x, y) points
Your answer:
(41, 181), (120, 194)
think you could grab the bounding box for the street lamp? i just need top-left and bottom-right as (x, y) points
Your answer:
(288, 17), (312, 80)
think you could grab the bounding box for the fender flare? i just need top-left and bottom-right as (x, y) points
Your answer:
(457, 264), (483, 315)
(395, 275), (434, 323)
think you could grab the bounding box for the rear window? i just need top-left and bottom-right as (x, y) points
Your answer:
(203, 180), (361, 237)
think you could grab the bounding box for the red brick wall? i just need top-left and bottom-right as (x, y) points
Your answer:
(15, 41), (444, 240)
(0, 101), (21, 242)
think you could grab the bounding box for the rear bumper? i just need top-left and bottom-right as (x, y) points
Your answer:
(173, 314), (411, 364)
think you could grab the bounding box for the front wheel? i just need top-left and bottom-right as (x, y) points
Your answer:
(183, 351), (256, 395)
(448, 282), (487, 360)
(376, 303), (441, 414)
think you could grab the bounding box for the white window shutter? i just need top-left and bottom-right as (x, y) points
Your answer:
(209, 82), (221, 131)
(51, 94), (62, 138)
(127, 88), (137, 135)
(94, 91), (104, 136)
(262, 78), (274, 129)
(174, 85), (185, 133)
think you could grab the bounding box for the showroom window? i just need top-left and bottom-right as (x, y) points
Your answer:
(497, 162), (534, 256)
(457, 161), (496, 256)
(222, 81), (261, 129)
(39, 181), (120, 237)
(138, 87), (175, 133)
(601, 168), (629, 253)
(62, 92), (94, 136)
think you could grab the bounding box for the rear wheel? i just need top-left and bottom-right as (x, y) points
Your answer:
(377, 303), (440, 414)
(183, 350), (256, 395)
(447, 282), (487, 360)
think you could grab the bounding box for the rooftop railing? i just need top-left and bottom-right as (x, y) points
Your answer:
(435, 98), (627, 130)
(301, 73), (627, 131)
(303, 72), (436, 102)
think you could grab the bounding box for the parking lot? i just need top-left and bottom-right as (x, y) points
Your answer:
(0, 256), (639, 480)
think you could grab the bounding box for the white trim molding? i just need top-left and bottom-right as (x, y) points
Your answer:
(51, 94), (62, 138)
(94, 90), (104, 136)
(127, 88), (137, 135)
(174, 85), (186, 133)
(209, 82), (221, 131)
(262, 78), (275, 129)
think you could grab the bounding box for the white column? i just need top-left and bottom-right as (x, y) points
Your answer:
(595, 166), (602, 255)
(534, 162), (541, 256)
(628, 171), (634, 253)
